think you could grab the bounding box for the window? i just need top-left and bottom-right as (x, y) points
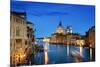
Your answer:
(15, 17), (20, 23)
(16, 27), (20, 36)
(25, 41), (27, 45)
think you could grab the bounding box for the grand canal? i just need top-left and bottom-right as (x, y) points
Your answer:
(33, 42), (95, 65)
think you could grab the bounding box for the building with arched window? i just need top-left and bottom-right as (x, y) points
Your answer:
(10, 12), (35, 66)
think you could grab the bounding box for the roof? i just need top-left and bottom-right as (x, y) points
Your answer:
(58, 21), (63, 27)
(11, 11), (26, 15)
(27, 21), (33, 24)
(11, 11), (26, 19)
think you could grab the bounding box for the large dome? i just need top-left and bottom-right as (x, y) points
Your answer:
(56, 21), (65, 34)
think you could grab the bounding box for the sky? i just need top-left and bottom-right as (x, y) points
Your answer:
(11, 1), (95, 38)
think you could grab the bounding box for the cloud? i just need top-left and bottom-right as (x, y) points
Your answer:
(44, 12), (68, 15)
(27, 11), (68, 16)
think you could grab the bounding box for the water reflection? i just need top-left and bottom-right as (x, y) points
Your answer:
(44, 43), (49, 64)
(69, 44), (83, 62)
(71, 50), (83, 62)
(90, 48), (92, 61)
(34, 42), (95, 65)
(89, 44), (93, 61)
(67, 45), (70, 56)
(74, 45), (83, 62)
(80, 46), (83, 57)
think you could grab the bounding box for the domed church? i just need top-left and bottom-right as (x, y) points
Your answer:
(56, 21), (65, 34)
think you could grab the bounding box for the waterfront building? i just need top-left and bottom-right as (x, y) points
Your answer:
(56, 21), (65, 34)
(50, 33), (65, 44)
(85, 26), (95, 48)
(64, 26), (73, 45)
(64, 33), (81, 45)
(50, 21), (83, 45)
(10, 12), (28, 66)
(66, 26), (72, 34)
(50, 34), (57, 43)
(50, 21), (65, 44)
(76, 39), (85, 46)
(26, 21), (35, 64)
(65, 33), (72, 45)
(26, 21), (34, 52)
(10, 12), (35, 66)
(43, 37), (50, 43)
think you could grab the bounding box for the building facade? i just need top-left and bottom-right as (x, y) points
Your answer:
(50, 33), (65, 44)
(66, 26), (72, 34)
(10, 12), (35, 66)
(50, 21), (85, 45)
(50, 21), (65, 44)
(56, 21), (65, 34)
(76, 39), (85, 46)
(86, 26), (95, 48)
(25, 21), (35, 64)
(10, 12), (28, 66)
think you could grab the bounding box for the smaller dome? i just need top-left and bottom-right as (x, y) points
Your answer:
(66, 26), (72, 34)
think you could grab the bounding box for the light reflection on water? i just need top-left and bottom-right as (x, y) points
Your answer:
(80, 46), (83, 56)
(67, 45), (70, 56)
(44, 44), (49, 64)
(90, 48), (92, 61)
(34, 42), (95, 65)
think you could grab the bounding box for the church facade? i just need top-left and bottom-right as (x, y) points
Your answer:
(50, 21), (84, 46)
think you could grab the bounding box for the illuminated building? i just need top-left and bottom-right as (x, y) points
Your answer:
(10, 12), (28, 66)
(43, 37), (50, 43)
(66, 26), (72, 34)
(76, 39), (85, 46)
(10, 12), (35, 66)
(56, 21), (65, 34)
(86, 26), (95, 48)
(50, 21), (65, 43)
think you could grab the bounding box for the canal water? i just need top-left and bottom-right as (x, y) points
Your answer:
(34, 42), (95, 65)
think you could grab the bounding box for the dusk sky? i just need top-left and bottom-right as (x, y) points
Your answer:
(11, 1), (95, 38)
